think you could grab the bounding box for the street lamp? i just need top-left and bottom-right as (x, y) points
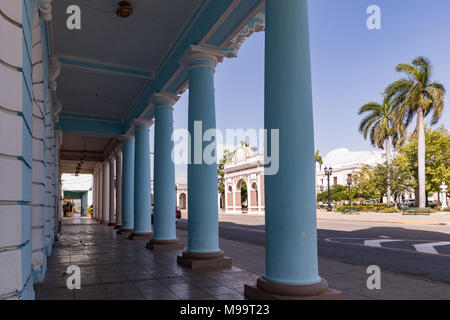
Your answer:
(347, 175), (353, 213)
(324, 167), (333, 212)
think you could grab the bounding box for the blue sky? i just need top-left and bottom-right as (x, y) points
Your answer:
(167, 0), (450, 183)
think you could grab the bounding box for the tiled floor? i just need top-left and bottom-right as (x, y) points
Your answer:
(35, 220), (256, 300)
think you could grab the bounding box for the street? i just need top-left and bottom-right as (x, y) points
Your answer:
(177, 213), (450, 284)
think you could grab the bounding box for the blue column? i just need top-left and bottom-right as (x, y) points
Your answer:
(120, 136), (135, 231)
(186, 50), (221, 253)
(264, 0), (321, 286)
(130, 120), (153, 238)
(152, 97), (177, 240)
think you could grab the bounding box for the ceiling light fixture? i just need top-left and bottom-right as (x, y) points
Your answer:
(116, 1), (133, 18)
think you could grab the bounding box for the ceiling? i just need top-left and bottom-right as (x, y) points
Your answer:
(52, 0), (203, 70)
(50, 0), (266, 168)
(52, 0), (203, 122)
(60, 133), (113, 163)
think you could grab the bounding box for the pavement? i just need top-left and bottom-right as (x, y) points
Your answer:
(316, 210), (450, 226)
(35, 215), (450, 300)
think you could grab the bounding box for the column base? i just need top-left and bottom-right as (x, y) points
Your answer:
(177, 250), (232, 269)
(128, 232), (153, 240)
(113, 224), (121, 230)
(117, 228), (133, 235)
(107, 223), (116, 227)
(146, 239), (184, 251)
(244, 277), (343, 300)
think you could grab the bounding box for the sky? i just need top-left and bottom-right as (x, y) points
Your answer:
(165, 0), (450, 184)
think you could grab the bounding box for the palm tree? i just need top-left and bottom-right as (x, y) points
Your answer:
(358, 97), (405, 207)
(315, 150), (323, 171)
(385, 57), (445, 208)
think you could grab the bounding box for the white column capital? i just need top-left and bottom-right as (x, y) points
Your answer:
(180, 45), (225, 71)
(149, 92), (180, 109)
(108, 153), (116, 163)
(119, 134), (135, 141)
(114, 145), (123, 155)
(132, 118), (154, 128)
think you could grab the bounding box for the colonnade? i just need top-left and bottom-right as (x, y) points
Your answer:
(76, 0), (339, 300)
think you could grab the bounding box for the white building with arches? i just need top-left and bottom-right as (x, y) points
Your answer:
(223, 146), (265, 214)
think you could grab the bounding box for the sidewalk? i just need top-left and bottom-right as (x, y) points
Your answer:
(179, 229), (450, 300)
(211, 210), (450, 227)
(35, 220), (450, 300)
(316, 210), (450, 226)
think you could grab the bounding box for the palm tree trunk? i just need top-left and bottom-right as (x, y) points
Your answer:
(417, 106), (426, 208)
(385, 138), (392, 207)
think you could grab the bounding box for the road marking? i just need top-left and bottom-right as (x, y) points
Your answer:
(413, 242), (450, 254)
(325, 237), (450, 257)
(364, 239), (402, 248)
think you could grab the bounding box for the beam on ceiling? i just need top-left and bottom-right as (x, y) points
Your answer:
(58, 55), (154, 80)
(59, 117), (124, 137)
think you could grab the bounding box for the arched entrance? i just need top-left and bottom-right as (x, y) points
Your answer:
(249, 182), (258, 212)
(179, 193), (187, 209)
(235, 179), (248, 213)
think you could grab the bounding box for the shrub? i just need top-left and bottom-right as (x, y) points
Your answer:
(442, 207), (450, 212)
(335, 204), (388, 212)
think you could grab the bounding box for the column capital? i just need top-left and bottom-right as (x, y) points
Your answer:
(149, 92), (180, 110)
(119, 134), (135, 141)
(114, 145), (122, 155)
(132, 118), (154, 129)
(180, 45), (225, 71)
(108, 153), (116, 162)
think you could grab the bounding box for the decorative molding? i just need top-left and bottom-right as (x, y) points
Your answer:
(48, 56), (60, 91)
(222, 11), (265, 58)
(57, 55), (153, 80)
(38, 0), (53, 22)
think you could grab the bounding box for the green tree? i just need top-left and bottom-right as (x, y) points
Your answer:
(315, 150), (323, 171)
(385, 57), (446, 207)
(372, 157), (415, 206)
(351, 165), (381, 200)
(317, 185), (349, 202)
(397, 126), (450, 202)
(358, 96), (406, 206)
(217, 149), (233, 195)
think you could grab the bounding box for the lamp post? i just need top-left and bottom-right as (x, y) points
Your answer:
(347, 175), (353, 214)
(324, 167), (333, 212)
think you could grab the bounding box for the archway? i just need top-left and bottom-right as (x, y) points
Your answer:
(219, 193), (225, 209)
(236, 179), (248, 213)
(250, 182), (258, 211)
(179, 193), (187, 209)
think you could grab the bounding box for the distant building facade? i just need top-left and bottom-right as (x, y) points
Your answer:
(315, 148), (386, 194)
(223, 146), (265, 214)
